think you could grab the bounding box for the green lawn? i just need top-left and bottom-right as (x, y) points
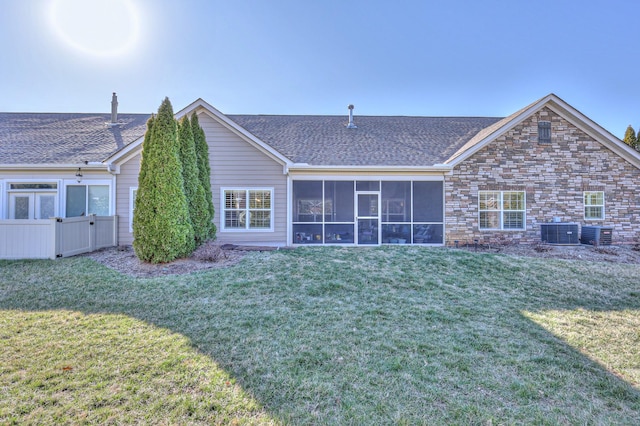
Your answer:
(1, 247), (639, 425)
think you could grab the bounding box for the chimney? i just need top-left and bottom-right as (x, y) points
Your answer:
(346, 104), (357, 129)
(110, 92), (118, 124)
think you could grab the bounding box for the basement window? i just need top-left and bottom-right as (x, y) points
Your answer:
(538, 121), (551, 144)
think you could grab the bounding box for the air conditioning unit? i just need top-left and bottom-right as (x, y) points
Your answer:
(540, 223), (579, 245)
(580, 226), (613, 245)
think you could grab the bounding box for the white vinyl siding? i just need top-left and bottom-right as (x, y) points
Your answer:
(129, 187), (138, 232)
(116, 152), (143, 245)
(199, 113), (287, 244)
(115, 113), (288, 246)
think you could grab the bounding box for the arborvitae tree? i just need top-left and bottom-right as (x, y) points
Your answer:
(133, 98), (194, 263)
(177, 116), (209, 246)
(137, 115), (155, 189)
(623, 125), (637, 148)
(191, 113), (216, 239)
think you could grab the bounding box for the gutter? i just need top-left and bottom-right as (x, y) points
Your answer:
(286, 163), (453, 174)
(0, 163), (110, 171)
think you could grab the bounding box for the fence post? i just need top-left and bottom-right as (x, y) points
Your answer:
(89, 214), (97, 252)
(51, 218), (60, 259)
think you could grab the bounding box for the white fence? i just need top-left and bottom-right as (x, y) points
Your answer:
(0, 215), (118, 260)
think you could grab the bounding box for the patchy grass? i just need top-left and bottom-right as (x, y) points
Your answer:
(0, 247), (639, 424)
(0, 310), (272, 425)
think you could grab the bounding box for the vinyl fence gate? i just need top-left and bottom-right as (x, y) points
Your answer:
(0, 215), (118, 260)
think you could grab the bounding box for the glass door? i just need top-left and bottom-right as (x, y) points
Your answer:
(9, 193), (34, 219)
(356, 193), (380, 245)
(36, 193), (57, 219)
(9, 192), (57, 219)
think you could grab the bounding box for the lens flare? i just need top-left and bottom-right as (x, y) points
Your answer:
(49, 0), (140, 57)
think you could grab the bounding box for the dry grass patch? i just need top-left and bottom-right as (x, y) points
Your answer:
(524, 308), (640, 387)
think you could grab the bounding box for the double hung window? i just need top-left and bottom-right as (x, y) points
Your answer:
(222, 188), (273, 230)
(584, 191), (604, 220)
(479, 191), (525, 230)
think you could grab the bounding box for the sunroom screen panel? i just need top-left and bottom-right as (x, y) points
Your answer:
(412, 181), (443, 222)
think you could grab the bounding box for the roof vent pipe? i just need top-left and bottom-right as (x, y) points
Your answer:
(346, 104), (357, 129)
(111, 92), (118, 124)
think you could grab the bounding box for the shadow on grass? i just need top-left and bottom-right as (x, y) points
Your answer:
(1, 246), (639, 424)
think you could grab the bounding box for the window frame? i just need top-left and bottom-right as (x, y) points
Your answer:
(5, 179), (60, 219)
(61, 179), (113, 218)
(221, 187), (274, 232)
(129, 187), (138, 232)
(478, 190), (526, 231)
(64, 183), (111, 217)
(584, 191), (605, 220)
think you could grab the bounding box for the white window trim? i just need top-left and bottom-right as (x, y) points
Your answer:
(5, 179), (61, 219)
(478, 190), (526, 231)
(220, 187), (274, 232)
(584, 191), (605, 220)
(7, 180), (59, 191)
(129, 187), (138, 233)
(62, 179), (113, 217)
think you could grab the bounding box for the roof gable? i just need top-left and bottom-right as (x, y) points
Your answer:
(445, 93), (640, 169)
(109, 98), (293, 167)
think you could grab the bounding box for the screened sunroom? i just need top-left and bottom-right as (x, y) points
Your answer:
(292, 179), (443, 245)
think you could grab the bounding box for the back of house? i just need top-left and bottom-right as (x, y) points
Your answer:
(1, 93), (639, 258)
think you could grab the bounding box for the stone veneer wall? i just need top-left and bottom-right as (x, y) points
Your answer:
(445, 107), (640, 245)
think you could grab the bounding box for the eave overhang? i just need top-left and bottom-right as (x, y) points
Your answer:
(286, 164), (452, 174)
(0, 163), (109, 171)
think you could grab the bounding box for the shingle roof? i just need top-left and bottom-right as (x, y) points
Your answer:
(445, 96), (548, 164)
(228, 115), (503, 166)
(0, 113), (149, 165)
(0, 110), (504, 167)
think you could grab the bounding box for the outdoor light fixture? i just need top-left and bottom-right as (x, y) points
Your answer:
(76, 167), (83, 183)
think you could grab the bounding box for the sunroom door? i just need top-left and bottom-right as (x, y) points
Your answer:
(9, 192), (57, 219)
(36, 193), (57, 219)
(356, 193), (380, 245)
(9, 193), (33, 219)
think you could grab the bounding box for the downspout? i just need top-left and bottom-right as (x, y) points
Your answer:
(286, 173), (292, 246)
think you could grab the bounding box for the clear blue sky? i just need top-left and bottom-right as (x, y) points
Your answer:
(1, 0), (638, 137)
